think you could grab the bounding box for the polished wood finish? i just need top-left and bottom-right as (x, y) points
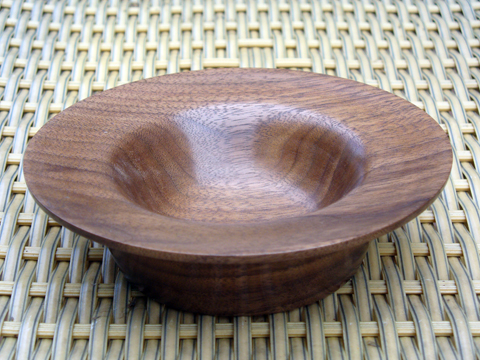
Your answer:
(111, 102), (366, 223)
(24, 69), (452, 315)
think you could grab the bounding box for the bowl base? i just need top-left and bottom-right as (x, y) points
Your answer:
(110, 241), (369, 316)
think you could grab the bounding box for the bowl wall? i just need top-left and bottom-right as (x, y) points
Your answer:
(109, 241), (369, 315)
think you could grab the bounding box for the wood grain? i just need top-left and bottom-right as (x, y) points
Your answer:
(23, 69), (452, 315)
(111, 103), (366, 222)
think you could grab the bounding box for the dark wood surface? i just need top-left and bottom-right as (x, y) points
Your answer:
(24, 69), (452, 315)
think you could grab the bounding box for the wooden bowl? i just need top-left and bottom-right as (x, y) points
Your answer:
(24, 69), (452, 315)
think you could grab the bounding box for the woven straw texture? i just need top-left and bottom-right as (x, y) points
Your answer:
(1, 0), (480, 359)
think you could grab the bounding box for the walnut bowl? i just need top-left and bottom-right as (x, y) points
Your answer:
(24, 69), (452, 315)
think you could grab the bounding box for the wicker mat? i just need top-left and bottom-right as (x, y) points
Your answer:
(0, 0), (479, 359)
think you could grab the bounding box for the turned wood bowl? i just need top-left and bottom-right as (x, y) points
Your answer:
(24, 69), (452, 315)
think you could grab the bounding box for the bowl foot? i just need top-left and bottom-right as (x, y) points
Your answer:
(109, 241), (369, 316)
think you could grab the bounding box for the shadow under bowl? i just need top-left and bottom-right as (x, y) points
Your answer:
(23, 69), (452, 315)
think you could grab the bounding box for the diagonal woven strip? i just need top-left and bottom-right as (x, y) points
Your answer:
(0, 0), (480, 359)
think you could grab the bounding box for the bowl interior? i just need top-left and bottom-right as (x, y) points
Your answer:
(111, 104), (367, 222)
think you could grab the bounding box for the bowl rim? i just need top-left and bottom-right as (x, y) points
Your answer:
(23, 68), (452, 262)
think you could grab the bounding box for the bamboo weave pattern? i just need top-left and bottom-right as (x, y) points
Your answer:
(1, 0), (480, 359)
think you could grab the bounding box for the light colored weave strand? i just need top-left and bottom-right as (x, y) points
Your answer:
(0, 0), (479, 359)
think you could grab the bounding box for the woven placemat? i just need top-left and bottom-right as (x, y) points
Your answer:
(0, 0), (480, 359)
